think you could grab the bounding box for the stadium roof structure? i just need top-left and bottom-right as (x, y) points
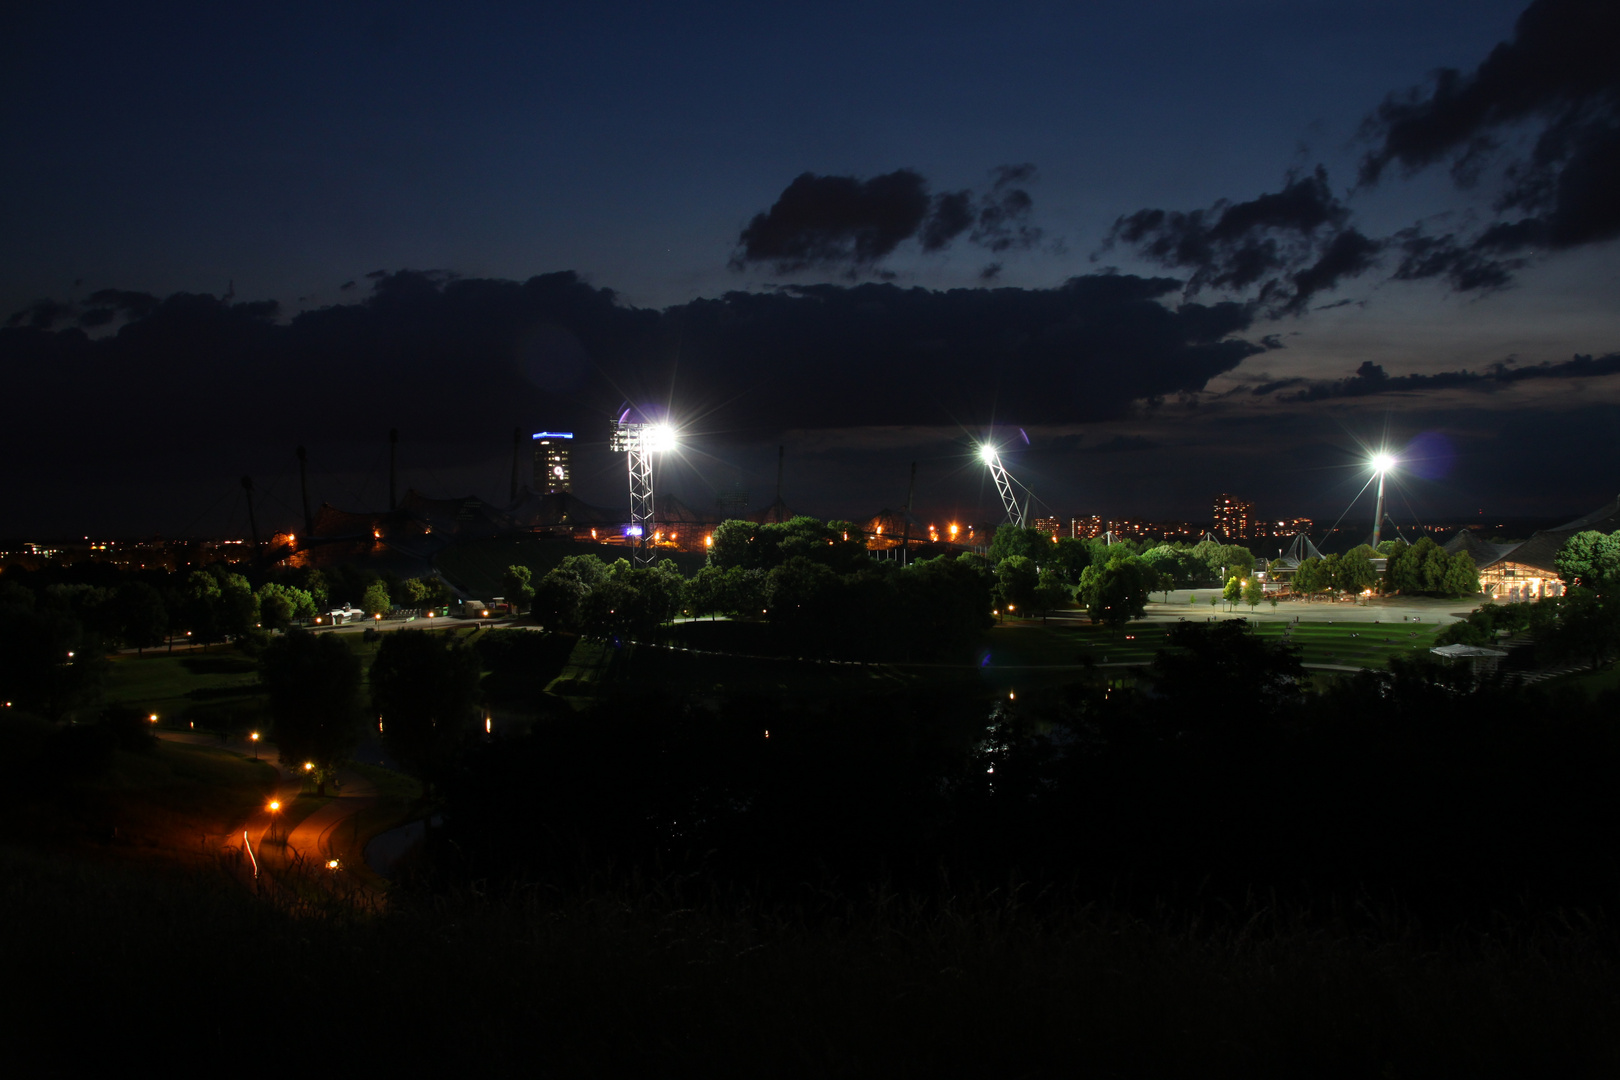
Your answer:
(1271, 532), (1324, 569)
(862, 508), (921, 537)
(1443, 493), (1620, 575)
(505, 486), (624, 529)
(650, 493), (719, 525)
(749, 497), (797, 524)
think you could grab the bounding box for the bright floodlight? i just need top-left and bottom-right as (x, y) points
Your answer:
(979, 444), (998, 463)
(644, 423), (678, 453)
(1371, 452), (1396, 473)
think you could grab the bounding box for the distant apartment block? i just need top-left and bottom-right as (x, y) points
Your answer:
(1212, 494), (1253, 539)
(1032, 516), (1063, 537)
(1070, 515), (1104, 539)
(532, 432), (573, 494)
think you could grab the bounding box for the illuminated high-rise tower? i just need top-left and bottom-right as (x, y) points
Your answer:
(533, 432), (573, 494)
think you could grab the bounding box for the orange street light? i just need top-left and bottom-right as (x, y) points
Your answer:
(148, 713), (159, 724)
(303, 762), (314, 772)
(326, 858), (341, 870)
(250, 731), (260, 759)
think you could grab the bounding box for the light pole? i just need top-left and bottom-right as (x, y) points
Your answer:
(250, 731), (260, 760)
(980, 444), (1025, 528)
(1370, 453), (1396, 549)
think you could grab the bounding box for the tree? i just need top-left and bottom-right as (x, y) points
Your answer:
(1243, 576), (1264, 610)
(256, 583), (316, 630)
(994, 555), (1039, 614)
(1050, 537), (1093, 585)
(1141, 545), (1203, 599)
(1078, 553), (1155, 629)
(1032, 568), (1071, 620)
(1293, 557), (1322, 601)
(216, 572), (258, 638)
(989, 524), (1047, 564)
(361, 579), (392, 617)
(1149, 620), (1305, 740)
(259, 630), (362, 795)
(684, 565), (729, 620)
(1318, 554), (1342, 599)
(502, 565), (536, 613)
(404, 576), (453, 608)
(1335, 549), (1378, 596)
(370, 629), (483, 798)
(1442, 551), (1480, 598)
(1556, 530), (1620, 594)
(114, 581), (167, 652)
(1222, 576), (1243, 610)
(0, 595), (106, 721)
(180, 571), (224, 642)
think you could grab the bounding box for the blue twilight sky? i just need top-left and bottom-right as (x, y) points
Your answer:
(3, 0), (1618, 536)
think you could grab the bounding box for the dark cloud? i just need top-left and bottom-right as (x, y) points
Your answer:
(1360, 0), (1620, 270)
(5, 299), (75, 329)
(1267, 352), (1620, 402)
(83, 289), (160, 320)
(731, 170), (933, 272)
(1104, 167), (1373, 314)
(978, 262), (1003, 281)
(919, 190), (974, 252)
(1390, 227), (1525, 292)
(0, 269), (1266, 531)
(1283, 228), (1382, 313)
(1108, 2), (1619, 305)
(732, 165), (1047, 273)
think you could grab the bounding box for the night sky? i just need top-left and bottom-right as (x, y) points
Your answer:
(4, 0), (1618, 538)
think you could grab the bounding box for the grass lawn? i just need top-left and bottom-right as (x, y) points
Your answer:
(105, 648), (266, 729)
(1537, 664), (1620, 698)
(993, 611), (1447, 671)
(2, 739), (279, 869)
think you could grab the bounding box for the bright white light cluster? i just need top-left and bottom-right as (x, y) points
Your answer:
(644, 424), (678, 453)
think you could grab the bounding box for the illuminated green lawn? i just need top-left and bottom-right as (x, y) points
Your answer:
(996, 616), (1446, 670)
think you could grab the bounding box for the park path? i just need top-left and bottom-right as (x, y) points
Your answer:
(155, 731), (390, 901)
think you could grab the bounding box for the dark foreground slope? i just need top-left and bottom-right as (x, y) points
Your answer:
(4, 847), (1618, 1078)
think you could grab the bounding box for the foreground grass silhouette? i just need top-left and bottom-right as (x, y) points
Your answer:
(4, 846), (1616, 1077)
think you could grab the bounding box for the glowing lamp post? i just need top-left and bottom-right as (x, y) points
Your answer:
(1370, 453), (1396, 549)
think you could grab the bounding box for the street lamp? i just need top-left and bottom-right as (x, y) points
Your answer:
(250, 731), (260, 759)
(267, 799), (281, 841)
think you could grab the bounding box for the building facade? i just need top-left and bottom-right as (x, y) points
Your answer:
(532, 432), (573, 494)
(1212, 494), (1253, 539)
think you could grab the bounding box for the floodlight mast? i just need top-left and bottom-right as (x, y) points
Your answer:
(982, 445), (1025, 528)
(1370, 454), (1394, 549)
(612, 419), (664, 567)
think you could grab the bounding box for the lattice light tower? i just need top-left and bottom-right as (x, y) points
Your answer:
(611, 416), (678, 566)
(980, 444), (1026, 528)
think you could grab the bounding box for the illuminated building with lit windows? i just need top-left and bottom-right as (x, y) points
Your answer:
(532, 432), (573, 494)
(1212, 494), (1252, 539)
(1070, 515), (1104, 539)
(1032, 516), (1063, 537)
